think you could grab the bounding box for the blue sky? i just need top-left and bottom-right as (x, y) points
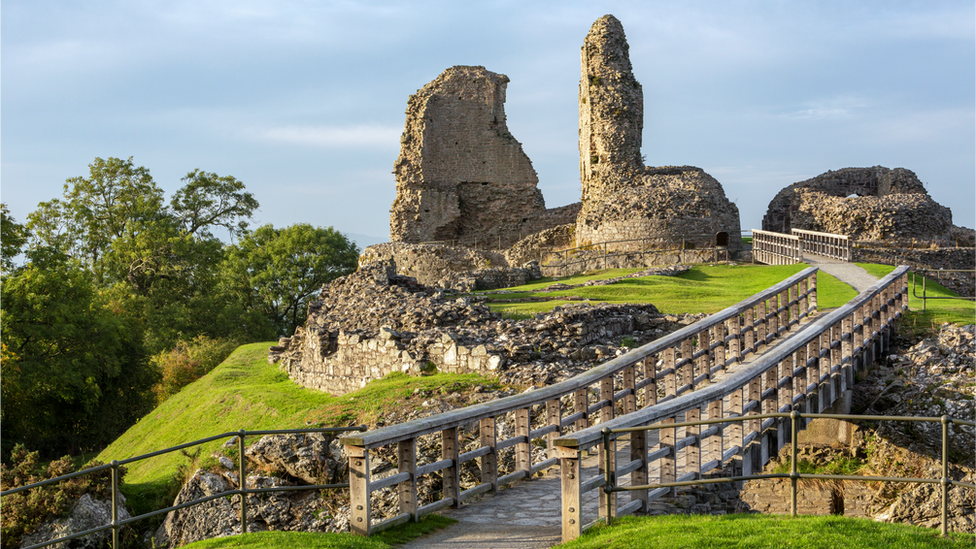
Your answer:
(3, 1), (974, 247)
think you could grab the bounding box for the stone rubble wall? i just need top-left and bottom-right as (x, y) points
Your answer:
(762, 167), (953, 242)
(360, 241), (541, 291)
(270, 259), (671, 395)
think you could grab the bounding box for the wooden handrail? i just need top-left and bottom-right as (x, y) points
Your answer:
(555, 265), (909, 541)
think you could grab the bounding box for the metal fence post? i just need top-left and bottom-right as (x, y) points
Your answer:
(790, 411), (799, 517)
(111, 460), (119, 549)
(238, 429), (247, 533)
(941, 415), (949, 537)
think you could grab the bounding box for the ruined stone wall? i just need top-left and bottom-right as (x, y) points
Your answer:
(579, 15), (644, 203)
(575, 16), (741, 251)
(762, 167), (951, 240)
(269, 259), (672, 395)
(389, 65), (576, 249)
(360, 242), (541, 291)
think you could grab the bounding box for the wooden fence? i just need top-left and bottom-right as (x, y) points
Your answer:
(339, 268), (819, 535)
(553, 266), (909, 541)
(752, 229), (803, 265)
(791, 228), (851, 262)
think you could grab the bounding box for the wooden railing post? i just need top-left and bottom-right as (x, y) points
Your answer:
(574, 389), (589, 431)
(663, 347), (676, 399)
(398, 439), (418, 521)
(560, 450), (584, 541)
(778, 354), (794, 450)
(708, 399), (723, 473)
(515, 409), (531, 478)
(661, 417), (677, 497)
(729, 388), (743, 476)
(347, 445), (371, 535)
(744, 308), (755, 356)
(547, 399), (562, 460)
(643, 358), (658, 408)
(442, 428), (461, 508)
(696, 330), (710, 386)
(598, 378), (614, 516)
(685, 407), (701, 479)
(480, 417), (498, 492)
(745, 377), (762, 477)
(757, 300), (768, 349)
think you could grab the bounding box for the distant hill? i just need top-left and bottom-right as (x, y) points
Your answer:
(346, 233), (387, 249)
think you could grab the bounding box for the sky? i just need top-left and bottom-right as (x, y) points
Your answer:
(3, 0), (974, 248)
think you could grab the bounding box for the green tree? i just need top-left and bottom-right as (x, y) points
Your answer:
(24, 157), (264, 352)
(0, 204), (28, 273)
(224, 224), (359, 336)
(0, 254), (156, 458)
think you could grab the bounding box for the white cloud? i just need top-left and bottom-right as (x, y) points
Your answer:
(257, 124), (402, 149)
(782, 95), (868, 120)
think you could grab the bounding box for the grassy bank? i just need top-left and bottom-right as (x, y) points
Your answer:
(857, 263), (974, 335)
(482, 264), (857, 317)
(95, 344), (500, 515)
(554, 514), (974, 549)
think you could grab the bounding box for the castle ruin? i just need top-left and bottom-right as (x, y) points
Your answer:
(575, 15), (742, 251)
(762, 167), (953, 241)
(389, 66), (579, 249)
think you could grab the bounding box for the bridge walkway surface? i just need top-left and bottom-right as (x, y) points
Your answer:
(399, 265), (881, 549)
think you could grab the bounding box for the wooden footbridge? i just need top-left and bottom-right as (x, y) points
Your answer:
(338, 264), (944, 543)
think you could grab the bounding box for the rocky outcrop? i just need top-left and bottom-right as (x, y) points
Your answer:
(576, 16), (741, 251)
(389, 65), (579, 249)
(19, 494), (131, 549)
(762, 167), (954, 241)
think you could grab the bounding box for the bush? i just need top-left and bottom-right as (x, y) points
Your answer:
(0, 445), (120, 549)
(152, 336), (239, 404)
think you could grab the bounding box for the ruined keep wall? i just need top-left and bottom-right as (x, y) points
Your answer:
(390, 66), (577, 249)
(761, 167), (951, 240)
(576, 16), (741, 251)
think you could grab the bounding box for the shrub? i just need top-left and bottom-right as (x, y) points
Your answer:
(151, 336), (239, 404)
(0, 444), (120, 549)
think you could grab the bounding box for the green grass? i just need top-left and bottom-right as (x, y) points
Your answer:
(482, 265), (857, 317)
(180, 515), (456, 548)
(555, 514), (975, 549)
(96, 344), (500, 515)
(856, 263), (974, 333)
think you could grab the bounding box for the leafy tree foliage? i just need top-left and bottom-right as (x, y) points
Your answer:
(0, 203), (27, 273)
(24, 157), (267, 353)
(224, 224), (359, 336)
(0, 254), (156, 458)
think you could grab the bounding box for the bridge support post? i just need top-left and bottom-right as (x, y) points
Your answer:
(559, 449), (583, 541)
(347, 446), (371, 536)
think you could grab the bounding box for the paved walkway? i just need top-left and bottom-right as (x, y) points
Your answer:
(400, 258), (879, 548)
(802, 253), (879, 293)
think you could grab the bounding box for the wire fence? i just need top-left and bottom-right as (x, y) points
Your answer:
(1, 425), (366, 549)
(602, 411), (975, 538)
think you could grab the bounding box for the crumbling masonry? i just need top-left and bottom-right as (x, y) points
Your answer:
(389, 65), (579, 249)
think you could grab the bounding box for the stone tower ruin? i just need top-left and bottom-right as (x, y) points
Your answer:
(576, 15), (742, 250)
(389, 66), (578, 249)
